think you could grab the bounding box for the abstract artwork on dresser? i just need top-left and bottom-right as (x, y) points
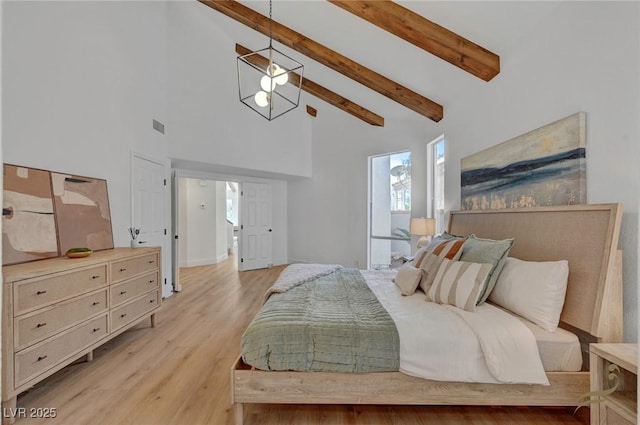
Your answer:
(2, 165), (59, 265)
(461, 112), (586, 210)
(51, 172), (114, 254)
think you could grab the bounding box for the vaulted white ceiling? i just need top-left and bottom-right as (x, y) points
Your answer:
(198, 1), (563, 124)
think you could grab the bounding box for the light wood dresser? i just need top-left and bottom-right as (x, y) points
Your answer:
(589, 343), (637, 425)
(2, 247), (161, 420)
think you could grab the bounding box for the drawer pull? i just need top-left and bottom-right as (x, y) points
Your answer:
(149, 280), (155, 284)
(92, 301), (100, 306)
(36, 322), (47, 328)
(91, 275), (101, 279)
(148, 260), (155, 264)
(37, 355), (48, 362)
(36, 290), (47, 295)
(149, 299), (155, 304)
(120, 291), (127, 295)
(92, 327), (101, 333)
(120, 313), (127, 318)
(119, 268), (127, 272)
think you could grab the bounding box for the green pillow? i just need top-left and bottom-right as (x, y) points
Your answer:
(459, 234), (514, 304)
(425, 231), (466, 252)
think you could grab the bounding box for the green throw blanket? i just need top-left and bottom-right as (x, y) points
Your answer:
(241, 268), (400, 373)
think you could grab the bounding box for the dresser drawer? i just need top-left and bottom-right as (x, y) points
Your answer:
(111, 271), (159, 308)
(111, 253), (159, 283)
(111, 291), (159, 331)
(15, 289), (108, 351)
(14, 265), (108, 316)
(602, 405), (635, 425)
(15, 314), (108, 387)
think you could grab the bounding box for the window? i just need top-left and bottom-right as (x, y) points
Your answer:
(368, 151), (412, 269)
(428, 136), (445, 234)
(226, 181), (239, 225)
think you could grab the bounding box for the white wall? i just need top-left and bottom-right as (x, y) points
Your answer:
(288, 2), (639, 341)
(288, 116), (432, 268)
(179, 178), (228, 267)
(2, 1), (168, 248)
(166, 1), (312, 179)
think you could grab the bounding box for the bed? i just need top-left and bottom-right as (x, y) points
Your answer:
(231, 204), (624, 425)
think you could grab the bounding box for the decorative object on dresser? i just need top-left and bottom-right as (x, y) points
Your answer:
(2, 165), (59, 265)
(461, 112), (586, 210)
(64, 247), (93, 258)
(589, 343), (637, 425)
(1, 247), (161, 423)
(2, 164), (114, 266)
(50, 172), (114, 254)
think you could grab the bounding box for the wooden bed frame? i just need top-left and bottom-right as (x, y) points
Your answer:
(231, 204), (624, 425)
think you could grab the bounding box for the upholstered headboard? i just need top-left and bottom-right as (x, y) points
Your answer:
(449, 204), (623, 344)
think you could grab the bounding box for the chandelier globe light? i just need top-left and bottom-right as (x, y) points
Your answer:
(236, 0), (304, 121)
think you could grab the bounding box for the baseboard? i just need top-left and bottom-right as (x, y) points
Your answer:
(184, 258), (215, 267)
(182, 253), (229, 268)
(286, 257), (310, 265)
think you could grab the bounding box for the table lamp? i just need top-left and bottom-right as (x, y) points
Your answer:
(410, 217), (436, 248)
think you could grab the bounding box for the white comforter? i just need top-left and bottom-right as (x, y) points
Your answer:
(361, 269), (549, 385)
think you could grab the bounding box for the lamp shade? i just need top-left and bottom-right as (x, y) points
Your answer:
(410, 218), (436, 236)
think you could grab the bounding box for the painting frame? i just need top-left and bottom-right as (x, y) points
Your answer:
(2, 164), (115, 266)
(51, 172), (114, 254)
(2, 164), (60, 265)
(461, 112), (586, 211)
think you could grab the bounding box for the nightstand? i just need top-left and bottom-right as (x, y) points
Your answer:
(589, 343), (637, 425)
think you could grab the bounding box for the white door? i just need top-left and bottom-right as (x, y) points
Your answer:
(132, 154), (171, 297)
(240, 182), (272, 271)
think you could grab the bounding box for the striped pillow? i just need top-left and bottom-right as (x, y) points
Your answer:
(426, 258), (493, 312)
(418, 239), (466, 293)
(411, 247), (429, 268)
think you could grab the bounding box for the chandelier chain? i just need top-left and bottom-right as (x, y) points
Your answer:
(268, 0), (273, 48)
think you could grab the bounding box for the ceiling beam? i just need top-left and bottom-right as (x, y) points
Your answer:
(328, 0), (500, 82)
(236, 43), (384, 126)
(199, 0), (443, 122)
(306, 105), (318, 118)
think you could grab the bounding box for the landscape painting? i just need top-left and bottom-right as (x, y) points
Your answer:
(461, 112), (586, 210)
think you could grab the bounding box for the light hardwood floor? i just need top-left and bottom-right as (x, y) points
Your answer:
(14, 257), (589, 425)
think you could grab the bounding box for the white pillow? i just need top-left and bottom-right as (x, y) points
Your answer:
(393, 263), (423, 296)
(488, 257), (569, 332)
(426, 258), (492, 312)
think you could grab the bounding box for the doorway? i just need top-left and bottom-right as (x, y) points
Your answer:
(175, 177), (239, 282)
(171, 171), (280, 286)
(368, 151), (412, 269)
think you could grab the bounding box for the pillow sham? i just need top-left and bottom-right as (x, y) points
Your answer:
(426, 258), (493, 312)
(459, 234), (514, 304)
(411, 247), (429, 268)
(418, 239), (466, 293)
(424, 232), (466, 252)
(488, 257), (569, 332)
(393, 263), (423, 296)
